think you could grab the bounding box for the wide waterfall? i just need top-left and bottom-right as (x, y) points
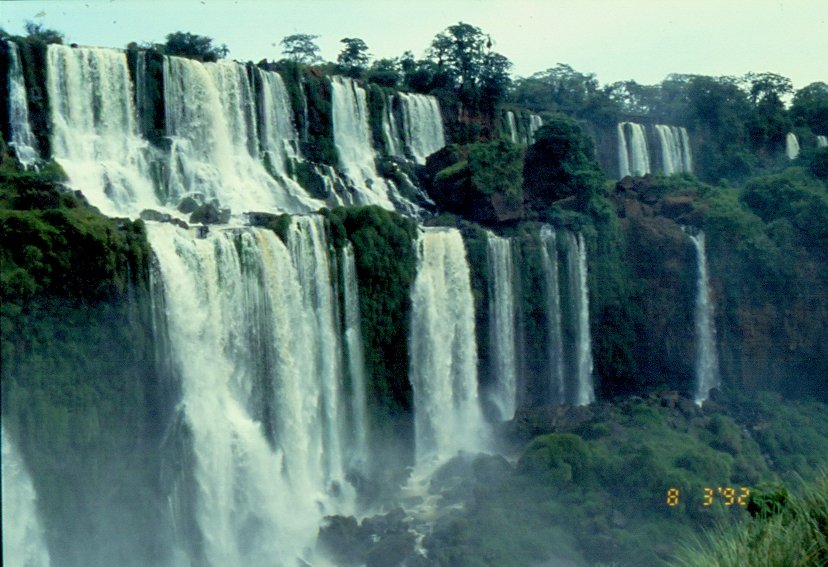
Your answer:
(148, 217), (357, 566)
(785, 132), (800, 160)
(330, 76), (395, 208)
(47, 45), (159, 217)
(487, 233), (519, 421)
(2, 426), (51, 567)
(4, 40), (40, 168)
(540, 226), (565, 405)
(818, 135), (828, 148)
(398, 92), (446, 164)
(164, 56), (320, 214)
(409, 228), (488, 463)
(655, 124), (693, 175)
(688, 231), (720, 404)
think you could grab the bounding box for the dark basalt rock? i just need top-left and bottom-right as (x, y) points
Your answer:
(189, 202), (230, 225)
(176, 196), (200, 214)
(140, 209), (189, 229)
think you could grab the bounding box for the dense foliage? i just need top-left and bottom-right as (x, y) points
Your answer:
(161, 31), (228, 62)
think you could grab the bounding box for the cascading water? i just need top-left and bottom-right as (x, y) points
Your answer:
(486, 233), (519, 421)
(818, 135), (828, 148)
(341, 244), (370, 471)
(330, 76), (395, 208)
(409, 228), (488, 464)
(540, 226), (566, 405)
(688, 231), (720, 404)
(381, 94), (404, 158)
(618, 122), (651, 177)
(5, 40), (40, 168)
(148, 218), (354, 566)
(655, 124), (692, 175)
(164, 57), (320, 215)
(398, 92), (446, 164)
(257, 68), (302, 182)
(564, 232), (595, 406)
(2, 426), (51, 567)
(785, 132), (800, 160)
(47, 44), (159, 217)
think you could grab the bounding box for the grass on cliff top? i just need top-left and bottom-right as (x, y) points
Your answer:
(672, 470), (828, 567)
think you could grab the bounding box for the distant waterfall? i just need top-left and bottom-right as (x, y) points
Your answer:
(409, 228), (488, 463)
(330, 76), (394, 208)
(398, 92), (446, 164)
(655, 124), (693, 175)
(47, 45), (159, 217)
(164, 57), (320, 215)
(341, 244), (369, 471)
(148, 218), (354, 565)
(566, 232), (595, 405)
(506, 111), (518, 143)
(4, 40), (40, 168)
(487, 234), (519, 421)
(617, 122), (651, 177)
(540, 226), (565, 405)
(528, 114), (543, 144)
(688, 231), (720, 404)
(785, 132), (800, 160)
(2, 426), (51, 567)
(818, 135), (828, 148)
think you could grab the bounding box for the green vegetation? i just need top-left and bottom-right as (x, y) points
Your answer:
(0, 157), (170, 564)
(337, 37), (370, 78)
(161, 31), (228, 62)
(280, 33), (322, 65)
(673, 471), (828, 567)
(324, 206), (418, 465)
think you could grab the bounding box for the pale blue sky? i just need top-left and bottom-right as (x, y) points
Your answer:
(1, 0), (825, 89)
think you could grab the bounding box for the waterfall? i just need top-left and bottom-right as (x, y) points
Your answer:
(47, 44), (159, 217)
(818, 135), (828, 148)
(2, 426), (51, 567)
(506, 110), (518, 143)
(540, 226), (566, 405)
(617, 122), (631, 178)
(164, 57), (320, 215)
(381, 94), (404, 158)
(148, 218), (353, 566)
(330, 76), (395, 208)
(486, 234), (519, 421)
(257, 68), (301, 182)
(688, 231), (720, 404)
(564, 232), (595, 406)
(528, 114), (543, 144)
(5, 40), (40, 168)
(785, 132), (800, 160)
(655, 124), (692, 175)
(409, 228), (488, 463)
(341, 244), (370, 471)
(399, 92), (446, 164)
(618, 122), (650, 177)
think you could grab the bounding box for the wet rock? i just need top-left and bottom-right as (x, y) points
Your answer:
(177, 196), (200, 214)
(189, 202), (230, 225)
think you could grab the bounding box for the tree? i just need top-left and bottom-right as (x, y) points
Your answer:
(523, 115), (602, 210)
(163, 32), (227, 62)
(428, 22), (487, 96)
(743, 72), (793, 105)
(24, 21), (63, 45)
(479, 52), (512, 110)
(337, 37), (370, 69)
(367, 58), (400, 88)
(791, 82), (828, 134)
(280, 33), (322, 65)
